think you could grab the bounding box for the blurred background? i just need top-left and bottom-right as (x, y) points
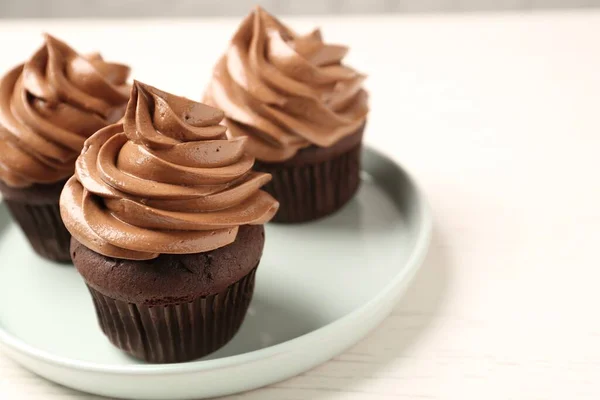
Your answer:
(2, 0), (600, 18)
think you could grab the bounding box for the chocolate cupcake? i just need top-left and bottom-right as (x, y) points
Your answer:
(204, 7), (369, 223)
(60, 81), (278, 363)
(0, 34), (130, 262)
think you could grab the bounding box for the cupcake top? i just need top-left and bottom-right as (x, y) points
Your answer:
(204, 6), (369, 162)
(0, 34), (130, 188)
(60, 81), (279, 261)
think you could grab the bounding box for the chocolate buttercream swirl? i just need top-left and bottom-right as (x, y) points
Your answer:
(204, 7), (369, 162)
(60, 81), (279, 260)
(0, 34), (130, 188)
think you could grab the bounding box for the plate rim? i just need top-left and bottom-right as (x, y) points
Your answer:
(0, 145), (432, 376)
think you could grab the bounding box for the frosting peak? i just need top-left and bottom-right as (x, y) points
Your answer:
(124, 81), (227, 149)
(0, 34), (130, 188)
(61, 81), (279, 260)
(204, 7), (369, 162)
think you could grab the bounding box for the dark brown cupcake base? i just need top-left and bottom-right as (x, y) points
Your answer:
(87, 268), (257, 363)
(0, 179), (71, 262)
(254, 124), (364, 223)
(4, 200), (71, 262)
(71, 225), (266, 363)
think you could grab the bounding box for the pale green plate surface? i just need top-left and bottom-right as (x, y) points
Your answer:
(0, 147), (431, 399)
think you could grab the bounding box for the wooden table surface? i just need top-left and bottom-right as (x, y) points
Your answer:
(1, 10), (599, 399)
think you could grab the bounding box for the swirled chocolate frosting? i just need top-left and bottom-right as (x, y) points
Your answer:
(204, 7), (369, 162)
(0, 34), (130, 188)
(60, 81), (279, 260)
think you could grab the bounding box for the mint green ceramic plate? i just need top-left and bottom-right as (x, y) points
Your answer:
(0, 147), (431, 400)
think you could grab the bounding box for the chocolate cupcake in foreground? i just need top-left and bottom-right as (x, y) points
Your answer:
(204, 7), (369, 223)
(0, 34), (130, 262)
(60, 81), (279, 363)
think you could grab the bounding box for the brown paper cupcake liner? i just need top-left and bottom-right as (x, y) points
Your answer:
(87, 267), (257, 363)
(255, 141), (362, 223)
(4, 200), (71, 262)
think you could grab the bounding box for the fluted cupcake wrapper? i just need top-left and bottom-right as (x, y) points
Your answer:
(86, 267), (257, 363)
(255, 142), (362, 223)
(4, 200), (71, 262)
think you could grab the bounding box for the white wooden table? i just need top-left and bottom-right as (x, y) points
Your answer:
(1, 11), (600, 399)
